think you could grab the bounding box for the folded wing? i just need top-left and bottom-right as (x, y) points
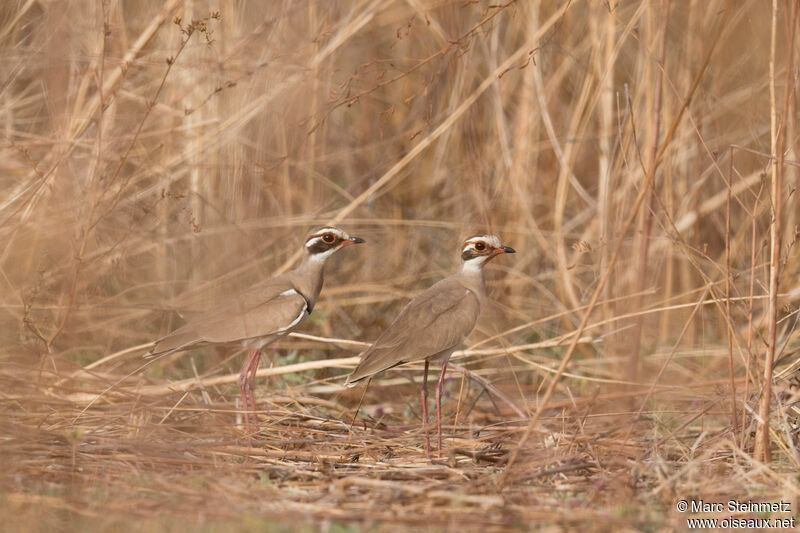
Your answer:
(347, 278), (480, 384)
(148, 275), (309, 356)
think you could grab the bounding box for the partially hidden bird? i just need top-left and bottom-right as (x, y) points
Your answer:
(345, 234), (515, 455)
(147, 226), (365, 431)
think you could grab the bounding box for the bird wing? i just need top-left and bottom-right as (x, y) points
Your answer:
(148, 275), (309, 356)
(347, 277), (481, 383)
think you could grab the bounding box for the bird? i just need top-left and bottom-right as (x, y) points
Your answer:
(345, 234), (515, 456)
(147, 226), (365, 431)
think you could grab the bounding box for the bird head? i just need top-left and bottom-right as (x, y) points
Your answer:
(460, 234), (515, 271)
(303, 226), (365, 262)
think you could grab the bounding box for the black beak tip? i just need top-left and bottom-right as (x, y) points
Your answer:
(502, 245), (516, 254)
(350, 236), (366, 244)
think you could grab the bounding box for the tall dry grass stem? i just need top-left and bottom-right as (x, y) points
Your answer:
(754, 0), (798, 463)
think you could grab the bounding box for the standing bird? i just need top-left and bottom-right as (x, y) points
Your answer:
(345, 235), (515, 455)
(147, 227), (365, 431)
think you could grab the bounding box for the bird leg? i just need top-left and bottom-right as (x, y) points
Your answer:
(238, 349), (261, 432)
(421, 360), (430, 457)
(435, 360), (449, 456)
(238, 353), (253, 431)
(246, 349), (261, 430)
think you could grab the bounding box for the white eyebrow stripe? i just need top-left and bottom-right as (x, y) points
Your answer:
(305, 235), (332, 247)
(463, 236), (501, 250)
(306, 231), (347, 246)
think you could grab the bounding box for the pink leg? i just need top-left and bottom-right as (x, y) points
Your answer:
(238, 354), (253, 430)
(246, 349), (261, 430)
(421, 360), (430, 457)
(239, 350), (260, 432)
(435, 360), (449, 456)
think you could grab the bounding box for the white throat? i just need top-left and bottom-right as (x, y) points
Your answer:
(460, 256), (487, 274)
(306, 247), (337, 264)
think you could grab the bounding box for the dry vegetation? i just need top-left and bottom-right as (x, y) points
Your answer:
(2, 0), (800, 531)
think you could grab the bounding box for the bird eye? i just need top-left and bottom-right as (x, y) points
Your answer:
(322, 233), (335, 243)
(475, 242), (486, 251)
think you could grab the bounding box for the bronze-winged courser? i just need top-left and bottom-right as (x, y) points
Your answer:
(148, 226), (365, 431)
(345, 235), (515, 455)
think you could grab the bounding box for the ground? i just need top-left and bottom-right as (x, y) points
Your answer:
(2, 348), (797, 532)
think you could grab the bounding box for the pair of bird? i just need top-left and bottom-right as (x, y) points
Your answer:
(147, 226), (515, 455)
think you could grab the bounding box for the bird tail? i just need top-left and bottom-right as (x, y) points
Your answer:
(344, 351), (374, 387)
(344, 353), (404, 387)
(343, 372), (365, 388)
(144, 324), (201, 359)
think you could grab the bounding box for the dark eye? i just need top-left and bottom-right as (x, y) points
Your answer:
(475, 242), (486, 251)
(322, 233), (335, 243)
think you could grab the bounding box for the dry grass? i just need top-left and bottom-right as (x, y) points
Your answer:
(2, 0), (800, 530)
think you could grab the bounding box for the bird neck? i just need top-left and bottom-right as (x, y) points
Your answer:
(460, 256), (488, 276)
(292, 252), (327, 305)
(458, 259), (486, 300)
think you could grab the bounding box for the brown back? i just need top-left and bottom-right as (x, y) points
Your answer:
(149, 274), (307, 355)
(346, 275), (481, 383)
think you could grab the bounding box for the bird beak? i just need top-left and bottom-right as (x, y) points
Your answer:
(342, 236), (366, 245)
(492, 245), (516, 254)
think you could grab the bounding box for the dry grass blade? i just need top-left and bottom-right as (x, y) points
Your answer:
(754, 0), (797, 463)
(2, 1), (798, 531)
(497, 11), (727, 488)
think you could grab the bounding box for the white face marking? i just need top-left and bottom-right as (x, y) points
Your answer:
(460, 234), (502, 273)
(304, 227), (353, 262)
(461, 235), (502, 272)
(461, 235), (502, 255)
(306, 246), (338, 263)
(305, 227), (350, 247)
(279, 288), (298, 297)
